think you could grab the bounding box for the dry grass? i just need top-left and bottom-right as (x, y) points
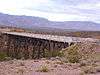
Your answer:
(0, 52), (8, 61)
(54, 61), (64, 65)
(36, 65), (49, 72)
(81, 66), (97, 74)
(17, 68), (25, 75)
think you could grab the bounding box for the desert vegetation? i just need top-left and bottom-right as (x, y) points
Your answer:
(59, 42), (100, 74)
(60, 42), (100, 63)
(0, 52), (12, 62)
(36, 65), (49, 72)
(0, 42), (100, 75)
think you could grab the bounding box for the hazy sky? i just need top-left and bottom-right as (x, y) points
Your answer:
(0, 0), (100, 22)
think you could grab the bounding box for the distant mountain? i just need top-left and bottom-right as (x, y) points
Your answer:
(0, 13), (100, 31)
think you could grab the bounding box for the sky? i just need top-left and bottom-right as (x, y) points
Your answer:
(0, 0), (100, 22)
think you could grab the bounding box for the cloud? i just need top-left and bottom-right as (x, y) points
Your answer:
(0, 0), (100, 22)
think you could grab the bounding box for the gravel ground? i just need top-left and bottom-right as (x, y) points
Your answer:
(0, 59), (100, 75)
(0, 59), (80, 75)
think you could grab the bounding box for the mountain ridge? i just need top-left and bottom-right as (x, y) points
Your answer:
(0, 13), (100, 31)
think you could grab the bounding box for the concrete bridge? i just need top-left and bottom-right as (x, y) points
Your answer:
(0, 31), (99, 59)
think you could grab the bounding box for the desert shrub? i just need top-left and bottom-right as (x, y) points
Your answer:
(55, 61), (64, 65)
(81, 66), (97, 74)
(17, 68), (24, 75)
(36, 65), (49, 72)
(61, 44), (81, 63)
(0, 52), (8, 61)
(52, 50), (62, 57)
(44, 49), (51, 58)
(44, 49), (62, 58)
(81, 65), (100, 74)
(61, 42), (99, 63)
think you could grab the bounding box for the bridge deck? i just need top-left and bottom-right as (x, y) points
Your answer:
(2, 31), (100, 43)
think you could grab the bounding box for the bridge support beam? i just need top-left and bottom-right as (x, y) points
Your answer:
(0, 33), (73, 59)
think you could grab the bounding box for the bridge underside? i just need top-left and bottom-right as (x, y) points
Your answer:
(0, 33), (74, 59)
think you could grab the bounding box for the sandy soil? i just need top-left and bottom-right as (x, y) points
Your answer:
(0, 42), (100, 75)
(0, 58), (100, 75)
